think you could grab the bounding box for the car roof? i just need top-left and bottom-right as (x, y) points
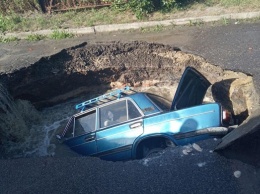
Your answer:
(73, 91), (162, 117)
(75, 86), (134, 111)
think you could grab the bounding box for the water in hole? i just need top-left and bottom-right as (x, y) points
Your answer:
(0, 83), (84, 159)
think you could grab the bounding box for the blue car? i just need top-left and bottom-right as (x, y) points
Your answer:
(57, 67), (233, 161)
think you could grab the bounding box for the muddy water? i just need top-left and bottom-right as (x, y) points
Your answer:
(0, 83), (80, 158)
(0, 83), (31, 157)
(0, 41), (258, 159)
(0, 84), (177, 158)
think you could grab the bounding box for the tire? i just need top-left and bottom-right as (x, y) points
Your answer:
(139, 138), (176, 159)
(143, 147), (164, 158)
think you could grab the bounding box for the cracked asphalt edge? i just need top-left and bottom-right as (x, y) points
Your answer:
(4, 11), (260, 39)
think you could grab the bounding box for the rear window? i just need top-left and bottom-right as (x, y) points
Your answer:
(63, 117), (74, 139)
(74, 110), (96, 137)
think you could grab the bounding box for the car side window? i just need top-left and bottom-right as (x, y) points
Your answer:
(128, 100), (142, 119)
(100, 100), (127, 128)
(74, 110), (96, 137)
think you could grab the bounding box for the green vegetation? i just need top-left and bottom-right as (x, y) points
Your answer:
(0, 14), (22, 33)
(49, 30), (74, 39)
(0, 30), (75, 43)
(26, 33), (47, 41)
(219, 0), (260, 7)
(0, 36), (20, 43)
(221, 17), (230, 25)
(0, 0), (41, 14)
(189, 19), (204, 26)
(140, 24), (166, 33)
(113, 0), (177, 19)
(0, 0), (259, 41)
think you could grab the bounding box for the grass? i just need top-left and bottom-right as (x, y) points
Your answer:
(0, 0), (41, 15)
(189, 19), (204, 26)
(0, 0), (259, 43)
(221, 17), (230, 25)
(0, 0), (259, 34)
(0, 14), (22, 33)
(49, 30), (74, 39)
(140, 24), (166, 33)
(0, 36), (20, 43)
(219, 0), (260, 7)
(26, 34), (47, 41)
(0, 7), (133, 33)
(0, 30), (75, 43)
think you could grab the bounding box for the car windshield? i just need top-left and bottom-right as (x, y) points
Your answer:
(146, 93), (171, 111)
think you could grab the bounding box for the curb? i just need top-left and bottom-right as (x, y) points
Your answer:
(5, 11), (260, 39)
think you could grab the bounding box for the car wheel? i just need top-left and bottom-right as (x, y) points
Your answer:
(143, 147), (164, 158)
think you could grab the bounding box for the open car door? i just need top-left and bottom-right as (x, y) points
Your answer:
(171, 67), (211, 111)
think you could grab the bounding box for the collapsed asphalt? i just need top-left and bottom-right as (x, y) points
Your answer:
(0, 21), (260, 193)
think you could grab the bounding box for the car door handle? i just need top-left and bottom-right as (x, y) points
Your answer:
(130, 122), (142, 129)
(85, 135), (95, 142)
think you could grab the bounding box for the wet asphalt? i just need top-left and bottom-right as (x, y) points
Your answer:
(0, 21), (260, 193)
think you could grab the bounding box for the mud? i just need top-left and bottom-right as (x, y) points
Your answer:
(0, 41), (258, 158)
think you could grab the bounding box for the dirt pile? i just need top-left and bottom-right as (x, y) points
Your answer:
(1, 41), (257, 116)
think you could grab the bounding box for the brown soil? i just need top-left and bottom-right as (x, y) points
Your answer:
(1, 41), (257, 116)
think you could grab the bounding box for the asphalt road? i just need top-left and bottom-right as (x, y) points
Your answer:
(0, 22), (260, 193)
(1, 139), (259, 194)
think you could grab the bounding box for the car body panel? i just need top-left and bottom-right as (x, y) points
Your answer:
(64, 131), (97, 155)
(95, 119), (144, 159)
(143, 103), (221, 135)
(142, 103), (221, 145)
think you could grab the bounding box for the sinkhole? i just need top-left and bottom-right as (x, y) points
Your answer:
(0, 41), (258, 159)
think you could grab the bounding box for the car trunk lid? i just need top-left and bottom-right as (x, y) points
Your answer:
(171, 67), (211, 111)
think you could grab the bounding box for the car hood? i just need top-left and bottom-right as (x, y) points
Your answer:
(170, 67), (211, 111)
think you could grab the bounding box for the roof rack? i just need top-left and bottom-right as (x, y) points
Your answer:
(75, 86), (133, 111)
